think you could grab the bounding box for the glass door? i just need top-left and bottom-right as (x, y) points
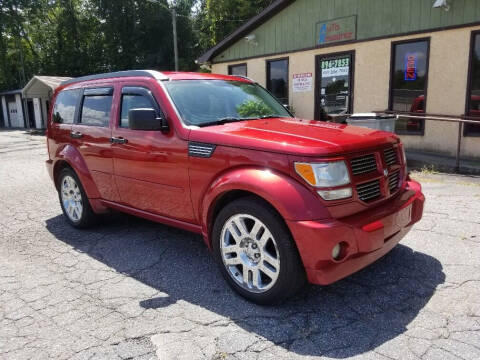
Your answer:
(315, 52), (354, 120)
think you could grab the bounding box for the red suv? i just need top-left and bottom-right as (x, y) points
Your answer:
(46, 70), (425, 304)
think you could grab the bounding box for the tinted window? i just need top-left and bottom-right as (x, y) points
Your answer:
(228, 64), (247, 77)
(80, 95), (112, 126)
(120, 94), (153, 128)
(164, 80), (291, 126)
(267, 59), (289, 104)
(53, 89), (81, 124)
(466, 33), (480, 135)
(390, 40), (429, 134)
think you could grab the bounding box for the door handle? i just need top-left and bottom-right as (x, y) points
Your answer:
(110, 137), (128, 144)
(70, 131), (83, 139)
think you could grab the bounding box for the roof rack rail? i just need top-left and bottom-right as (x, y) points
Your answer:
(61, 70), (169, 86)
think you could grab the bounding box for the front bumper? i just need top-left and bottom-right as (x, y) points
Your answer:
(287, 179), (425, 285)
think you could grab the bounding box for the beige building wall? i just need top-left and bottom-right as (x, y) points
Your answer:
(212, 26), (480, 159)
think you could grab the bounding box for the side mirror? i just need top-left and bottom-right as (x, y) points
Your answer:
(128, 108), (169, 132)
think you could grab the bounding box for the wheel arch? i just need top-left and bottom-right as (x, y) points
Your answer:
(201, 167), (330, 249)
(53, 160), (73, 190)
(53, 144), (101, 199)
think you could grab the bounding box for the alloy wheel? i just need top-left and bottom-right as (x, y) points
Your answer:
(220, 214), (280, 293)
(61, 175), (83, 222)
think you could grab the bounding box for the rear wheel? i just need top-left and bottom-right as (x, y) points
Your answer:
(58, 167), (98, 228)
(212, 197), (306, 305)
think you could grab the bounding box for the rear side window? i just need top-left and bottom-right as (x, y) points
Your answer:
(120, 94), (154, 128)
(52, 89), (81, 124)
(80, 95), (113, 127)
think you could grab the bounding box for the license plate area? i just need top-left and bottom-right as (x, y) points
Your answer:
(396, 204), (412, 227)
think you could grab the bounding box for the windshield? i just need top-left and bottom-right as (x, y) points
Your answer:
(164, 80), (292, 126)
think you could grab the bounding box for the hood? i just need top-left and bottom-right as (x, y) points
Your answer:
(189, 118), (398, 157)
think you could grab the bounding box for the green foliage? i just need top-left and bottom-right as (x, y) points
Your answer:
(236, 99), (272, 118)
(194, 0), (273, 49)
(0, 0), (273, 91)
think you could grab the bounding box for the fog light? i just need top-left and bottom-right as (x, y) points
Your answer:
(317, 187), (352, 201)
(332, 244), (341, 260)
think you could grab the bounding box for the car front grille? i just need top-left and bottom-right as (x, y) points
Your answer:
(384, 147), (398, 166)
(350, 154), (377, 176)
(356, 179), (381, 202)
(388, 170), (400, 193)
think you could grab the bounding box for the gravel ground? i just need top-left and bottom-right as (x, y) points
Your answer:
(0, 130), (479, 360)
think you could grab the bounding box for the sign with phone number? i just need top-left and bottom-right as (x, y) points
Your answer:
(321, 57), (350, 78)
(321, 58), (350, 70)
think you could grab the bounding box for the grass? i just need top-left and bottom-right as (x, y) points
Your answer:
(418, 164), (439, 175)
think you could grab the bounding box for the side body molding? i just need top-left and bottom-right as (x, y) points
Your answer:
(200, 167), (331, 245)
(56, 144), (101, 199)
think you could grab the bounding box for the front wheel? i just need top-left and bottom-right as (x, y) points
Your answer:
(58, 167), (98, 229)
(212, 197), (306, 305)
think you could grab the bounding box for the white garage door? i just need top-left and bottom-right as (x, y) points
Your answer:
(8, 101), (22, 128)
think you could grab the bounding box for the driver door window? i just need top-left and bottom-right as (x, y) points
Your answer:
(120, 94), (154, 128)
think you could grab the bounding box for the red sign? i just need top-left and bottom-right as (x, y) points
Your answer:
(404, 53), (418, 81)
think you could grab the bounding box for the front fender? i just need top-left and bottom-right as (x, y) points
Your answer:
(201, 167), (331, 240)
(56, 144), (101, 199)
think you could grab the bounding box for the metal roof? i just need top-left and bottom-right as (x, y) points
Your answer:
(0, 89), (23, 96)
(197, 0), (294, 64)
(22, 76), (72, 98)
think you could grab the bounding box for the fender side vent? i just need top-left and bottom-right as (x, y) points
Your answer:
(189, 142), (216, 158)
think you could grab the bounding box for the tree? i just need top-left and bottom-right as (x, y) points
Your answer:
(0, 0), (274, 92)
(194, 0), (273, 53)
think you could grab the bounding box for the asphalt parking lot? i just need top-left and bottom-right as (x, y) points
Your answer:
(1, 129), (479, 360)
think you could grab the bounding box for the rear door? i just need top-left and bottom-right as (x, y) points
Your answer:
(110, 82), (194, 222)
(70, 86), (120, 202)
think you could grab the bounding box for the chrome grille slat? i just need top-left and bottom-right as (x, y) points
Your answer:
(358, 189), (381, 196)
(358, 187), (380, 195)
(357, 182), (379, 191)
(384, 148), (398, 166)
(351, 158), (375, 164)
(356, 179), (381, 202)
(388, 170), (400, 192)
(350, 154), (377, 176)
(352, 165), (377, 172)
(358, 191), (381, 198)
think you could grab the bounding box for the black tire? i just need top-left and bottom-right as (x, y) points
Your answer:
(212, 196), (306, 305)
(57, 167), (98, 229)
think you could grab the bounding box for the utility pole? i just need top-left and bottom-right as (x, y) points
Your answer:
(147, 0), (180, 71)
(171, 7), (179, 71)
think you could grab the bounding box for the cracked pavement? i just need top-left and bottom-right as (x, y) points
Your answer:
(0, 129), (479, 360)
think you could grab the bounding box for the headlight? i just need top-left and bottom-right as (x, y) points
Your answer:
(294, 161), (350, 187)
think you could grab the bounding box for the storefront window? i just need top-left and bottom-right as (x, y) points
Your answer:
(228, 64), (247, 77)
(267, 58), (289, 105)
(389, 39), (430, 135)
(466, 32), (480, 136)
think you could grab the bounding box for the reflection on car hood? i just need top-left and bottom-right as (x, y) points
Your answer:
(189, 118), (399, 157)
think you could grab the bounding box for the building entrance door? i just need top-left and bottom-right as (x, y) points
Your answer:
(27, 100), (35, 128)
(315, 51), (354, 120)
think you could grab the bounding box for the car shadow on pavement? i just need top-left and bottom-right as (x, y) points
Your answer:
(45, 212), (445, 358)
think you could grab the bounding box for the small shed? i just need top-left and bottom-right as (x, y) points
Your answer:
(21, 76), (71, 129)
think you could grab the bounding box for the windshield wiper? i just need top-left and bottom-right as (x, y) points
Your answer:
(259, 115), (289, 119)
(197, 117), (245, 128)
